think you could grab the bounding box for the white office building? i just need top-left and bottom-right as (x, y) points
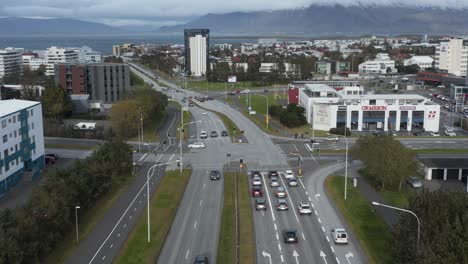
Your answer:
(358, 60), (396, 74)
(0, 100), (45, 195)
(74, 46), (102, 63)
(297, 84), (440, 132)
(404, 56), (434, 70)
(45, 46), (79, 76)
(435, 38), (468, 76)
(29, 58), (48, 71)
(0, 48), (23, 79)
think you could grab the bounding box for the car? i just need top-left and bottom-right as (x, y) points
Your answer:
(332, 228), (349, 244)
(445, 130), (456, 136)
(189, 102), (194, 107)
(255, 199), (267, 211)
(221, 130), (228, 137)
(276, 199), (289, 211)
(406, 176), (423, 188)
(275, 187), (287, 198)
(188, 142), (205, 149)
(430, 131), (440, 137)
(288, 177), (298, 187)
(194, 255), (208, 264)
(250, 171), (261, 178)
(298, 203), (312, 215)
(210, 170), (221, 180)
(252, 176), (262, 186)
(202, 112), (208, 115)
(45, 153), (58, 160)
(269, 170), (278, 178)
(210, 131), (218, 138)
(326, 136), (340, 142)
(200, 131), (208, 139)
(270, 176), (280, 187)
(284, 170), (294, 179)
(45, 156), (56, 165)
(251, 186), (262, 197)
(283, 229), (298, 243)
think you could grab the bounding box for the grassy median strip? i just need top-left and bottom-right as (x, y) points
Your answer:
(115, 169), (192, 264)
(217, 171), (255, 264)
(325, 175), (390, 264)
(412, 148), (468, 154)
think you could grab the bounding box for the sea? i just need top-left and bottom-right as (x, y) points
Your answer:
(0, 34), (299, 55)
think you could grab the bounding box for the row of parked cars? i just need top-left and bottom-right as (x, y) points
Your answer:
(249, 170), (349, 245)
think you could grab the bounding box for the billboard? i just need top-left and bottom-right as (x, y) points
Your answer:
(228, 75), (237, 83)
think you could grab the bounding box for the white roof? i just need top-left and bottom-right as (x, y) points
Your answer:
(0, 99), (40, 118)
(341, 94), (426, 100)
(406, 56), (434, 63)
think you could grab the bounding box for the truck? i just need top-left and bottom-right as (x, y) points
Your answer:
(74, 122), (96, 130)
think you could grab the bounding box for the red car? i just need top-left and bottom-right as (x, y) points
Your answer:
(251, 186), (263, 197)
(45, 156), (56, 165)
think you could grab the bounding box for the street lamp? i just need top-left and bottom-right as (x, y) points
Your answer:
(371, 201), (421, 249)
(344, 127), (349, 200)
(75, 206), (80, 245)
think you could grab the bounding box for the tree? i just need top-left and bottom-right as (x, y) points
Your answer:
(42, 84), (72, 122)
(109, 100), (140, 139)
(351, 136), (417, 191)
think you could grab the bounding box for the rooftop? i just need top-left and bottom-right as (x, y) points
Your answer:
(0, 99), (41, 117)
(419, 158), (468, 169)
(341, 94), (427, 100)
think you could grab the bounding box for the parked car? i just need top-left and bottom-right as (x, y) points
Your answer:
(430, 131), (440, 137)
(210, 170), (221, 180)
(288, 178), (298, 187)
(189, 102), (194, 107)
(252, 176), (262, 186)
(45, 156), (56, 165)
(188, 142), (205, 149)
(332, 228), (349, 244)
(298, 203), (312, 215)
(270, 176), (280, 187)
(200, 131), (208, 139)
(210, 131), (218, 138)
(221, 130), (228, 137)
(251, 186), (263, 197)
(45, 153), (58, 160)
(283, 229), (298, 243)
(194, 255), (208, 264)
(255, 199), (267, 211)
(445, 130), (456, 136)
(284, 170), (294, 179)
(276, 199), (289, 211)
(275, 187), (287, 198)
(406, 176), (423, 188)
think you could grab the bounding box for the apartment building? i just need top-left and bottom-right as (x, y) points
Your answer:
(0, 100), (44, 195)
(0, 48), (23, 79)
(184, 29), (210, 77)
(435, 38), (468, 76)
(45, 46), (79, 76)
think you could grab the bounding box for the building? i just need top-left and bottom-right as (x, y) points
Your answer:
(0, 48), (23, 79)
(54, 63), (131, 104)
(404, 56), (434, 70)
(75, 46), (102, 63)
(449, 84), (468, 100)
(435, 38), (468, 76)
(22, 52), (37, 67)
(0, 99), (45, 195)
(45, 47), (79, 76)
(112, 43), (136, 57)
(29, 58), (48, 71)
(184, 29), (209, 77)
(214, 43), (232, 50)
(296, 84), (440, 132)
(419, 158), (468, 182)
(315, 62), (332, 75)
(335, 61), (351, 73)
(358, 60), (396, 74)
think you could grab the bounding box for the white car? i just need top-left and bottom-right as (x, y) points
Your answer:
(445, 130), (456, 136)
(325, 136), (340, 142)
(288, 177), (298, 187)
(202, 112), (208, 115)
(284, 169), (294, 179)
(270, 177), (280, 187)
(332, 228), (349, 244)
(298, 203), (312, 215)
(188, 142), (205, 149)
(200, 131), (208, 139)
(252, 176), (262, 186)
(430, 131), (440, 137)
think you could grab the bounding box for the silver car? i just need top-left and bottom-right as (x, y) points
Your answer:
(270, 176), (280, 187)
(276, 199), (289, 211)
(406, 176), (422, 188)
(288, 177), (298, 187)
(275, 187), (287, 198)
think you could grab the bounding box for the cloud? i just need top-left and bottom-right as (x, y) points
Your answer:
(1, 0), (468, 28)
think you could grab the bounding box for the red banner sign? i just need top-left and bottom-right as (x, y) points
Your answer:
(361, 106), (387, 111)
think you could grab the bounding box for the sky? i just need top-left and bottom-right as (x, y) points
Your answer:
(1, 0), (468, 29)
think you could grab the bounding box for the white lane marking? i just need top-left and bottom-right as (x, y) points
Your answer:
(134, 207), (137, 212)
(168, 153), (175, 161)
(281, 255), (284, 262)
(322, 226), (326, 233)
(302, 232), (306, 241)
(129, 215), (132, 219)
(185, 249), (190, 259)
(123, 224), (127, 229)
(102, 256), (106, 261)
(276, 233), (279, 240)
(261, 210), (265, 216)
(336, 257), (341, 264)
(274, 223), (277, 231)
(293, 144), (299, 152)
(331, 246), (335, 253)
(278, 176), (300, 223)
(194, 221), (197, 229)
(110, 244), (113, 248)
(299, 178), (307, 190)
(261, 173), (276, 222)
(318, 217), (322, 224)
(138, 153), (148, 161)
(326, 236), (330, 242)
(139, 200), (142, 203)
(314, 210), (318, 216)
(200, 200), (203, 206)
(117, 233), (120, 237)
(304, 143), (312, 152)
(308, 197), (312, 202)
(305, 191), (309, 196)
(203, 183), (206, 189)
(278, 244), (282, 251)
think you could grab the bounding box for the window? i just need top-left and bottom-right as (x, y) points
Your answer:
(1, 120), (6, 128)
(2, 135), (7, 143)
(369, 100), (376, 105)
(8, 118), (11, 123)
(31, 123), (34, 130)
(9, 133), (12, 138)
(32, 136), (35, 143)
(30, 110), (33, 116)
(13, 116), (16, 123)
(15, 144), (18, 152)
(14, 131), (17, 137)
(399, 100), (404, 105)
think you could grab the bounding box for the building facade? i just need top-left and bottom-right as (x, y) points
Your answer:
(46, 47), (79, 76)
(435, 38), (468, 76)
(0, 100), (44, 195)
(75, 46), (102, 63)
(358, 60), (396, 74)
(0, 48), (22, 79)
(54, 63), (131, 104)
(404, 56), (434, 70)
(184, 29), (209, 77)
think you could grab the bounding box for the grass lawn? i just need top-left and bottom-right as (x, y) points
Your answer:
(412, 148), (468, 154)
(176, 109), (192, 140)
(68, 112), (107, 120)
(380, 188), (411, 208)
(217, 172), (236, 264)
(325, 175), (390, 264)
(187, 80), (278, 92)
(237, 171), (255, 263)
(128, 110), (166, 142)
(45, 143), (98, 151)
(285, 126), (329, 137)
(131, 71), (146, 87)
(115, 169), (192, 263)
(46, 175), (134, 263)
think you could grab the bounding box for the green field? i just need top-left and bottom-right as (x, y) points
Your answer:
(115, 169), (192, 263)
(187, 80), (279, 92)
(325, 175), (390, 264)
(237, 171), (255, 263)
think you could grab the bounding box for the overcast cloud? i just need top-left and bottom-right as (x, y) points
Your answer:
(1, 0), (468, 28)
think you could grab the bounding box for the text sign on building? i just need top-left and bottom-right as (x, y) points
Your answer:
(399, 106), (417, 111)
(228, 75), (237, 83)
(361, 106), (387, 111)
(338, 106), (347, 111)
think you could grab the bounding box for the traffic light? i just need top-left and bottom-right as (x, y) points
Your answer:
(240, 159), (244, 169)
